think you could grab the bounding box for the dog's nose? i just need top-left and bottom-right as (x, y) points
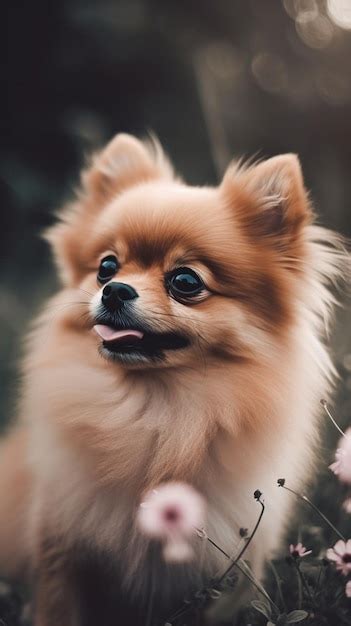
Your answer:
(101, 282), (139, 310)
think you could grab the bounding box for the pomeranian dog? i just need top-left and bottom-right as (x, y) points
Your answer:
(0, 134), (346, 625)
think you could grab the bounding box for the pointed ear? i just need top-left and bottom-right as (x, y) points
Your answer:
(222, 154), (312, 254)
(82, 133), (174, 204)
(43, 134), (174, 285)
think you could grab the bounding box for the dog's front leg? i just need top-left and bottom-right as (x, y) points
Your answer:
(34, 534), (80, 626)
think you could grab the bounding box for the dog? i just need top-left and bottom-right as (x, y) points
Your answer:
(0, 133), (346, 624)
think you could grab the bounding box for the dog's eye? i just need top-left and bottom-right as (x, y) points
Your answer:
(97, 255), (119, 284)
(168, 267), (204, 301)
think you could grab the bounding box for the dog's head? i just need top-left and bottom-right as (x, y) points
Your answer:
(45, 133), (312, 370)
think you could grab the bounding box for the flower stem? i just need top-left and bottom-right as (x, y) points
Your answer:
(201, 532), (279, 613)
(237, 558), (278, 611)
(313, 563), (323, 601)
(206, 536), (232, 560)
(269, 561), (286, 611)
(296, 561), (302, 609)
(278, 483), (346, 541)
(293, 560), (314, 607)
(166, 535), (233, 624)
(168, 523), (278, 625)
(217, 497), (265, 584)
(320, 399), (346, 437)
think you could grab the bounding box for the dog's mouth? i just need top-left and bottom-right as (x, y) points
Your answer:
(93, 324), (190, 360)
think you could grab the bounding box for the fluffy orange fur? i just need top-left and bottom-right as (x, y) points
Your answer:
(0, 134), (347, 622)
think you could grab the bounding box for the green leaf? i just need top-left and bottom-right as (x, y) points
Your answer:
(251, 599), (272, 619)
(286, 610), (308, 623)
(267, 622), (276, 626)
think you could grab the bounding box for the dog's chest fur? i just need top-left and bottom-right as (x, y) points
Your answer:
(27, 322), (325, 601)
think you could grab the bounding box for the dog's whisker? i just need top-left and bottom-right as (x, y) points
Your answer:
(77, 287), (95, 298)
(46, 301), (90, 312)
(147, 309), (215, 330)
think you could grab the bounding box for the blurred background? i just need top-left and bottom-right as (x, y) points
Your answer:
(2, 0), (351, 539)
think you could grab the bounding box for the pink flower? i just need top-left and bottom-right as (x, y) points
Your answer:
(163, 539), (194, 562)
(326, 539), (351, 575)
(343, 498), (351, 514)
(137, 482), (205, 562)
(329, 429), (351, 484)
(346, 580), (351, 598)
(289, 543), (312, 558)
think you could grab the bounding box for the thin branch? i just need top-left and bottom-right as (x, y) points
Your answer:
(167, 515), (278, 625)
(217, 496), (265, 584)
(293, 560), (314, 607)
(278, 481), (345, 542)
(198, 528), (278, 611)
(236, 558), (278, 611)
(269, 560), (286, 611)
(320, 400), (346, 438)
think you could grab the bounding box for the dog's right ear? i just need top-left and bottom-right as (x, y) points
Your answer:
(82, 133), (174, 205)
(44, 134), (174, 285)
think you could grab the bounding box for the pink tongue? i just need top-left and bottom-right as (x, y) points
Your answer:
(93, 325), (144, 343)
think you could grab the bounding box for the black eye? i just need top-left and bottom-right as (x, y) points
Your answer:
(97, 255), (119, 284)
(168, 267), (205, 301)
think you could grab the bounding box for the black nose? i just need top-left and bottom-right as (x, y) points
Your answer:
(101, 282), (139, 311)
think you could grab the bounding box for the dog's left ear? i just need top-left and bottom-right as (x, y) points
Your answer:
(222, 154), (312, 251)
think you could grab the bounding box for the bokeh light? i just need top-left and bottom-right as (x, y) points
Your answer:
(251, 52), (287, 94)
(284, 0), (319, 21)
(315, 68), (351, 104)
(296, 14), (334, 48)
(202, 42), (243, 81)
(327, 0), (351, 30)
